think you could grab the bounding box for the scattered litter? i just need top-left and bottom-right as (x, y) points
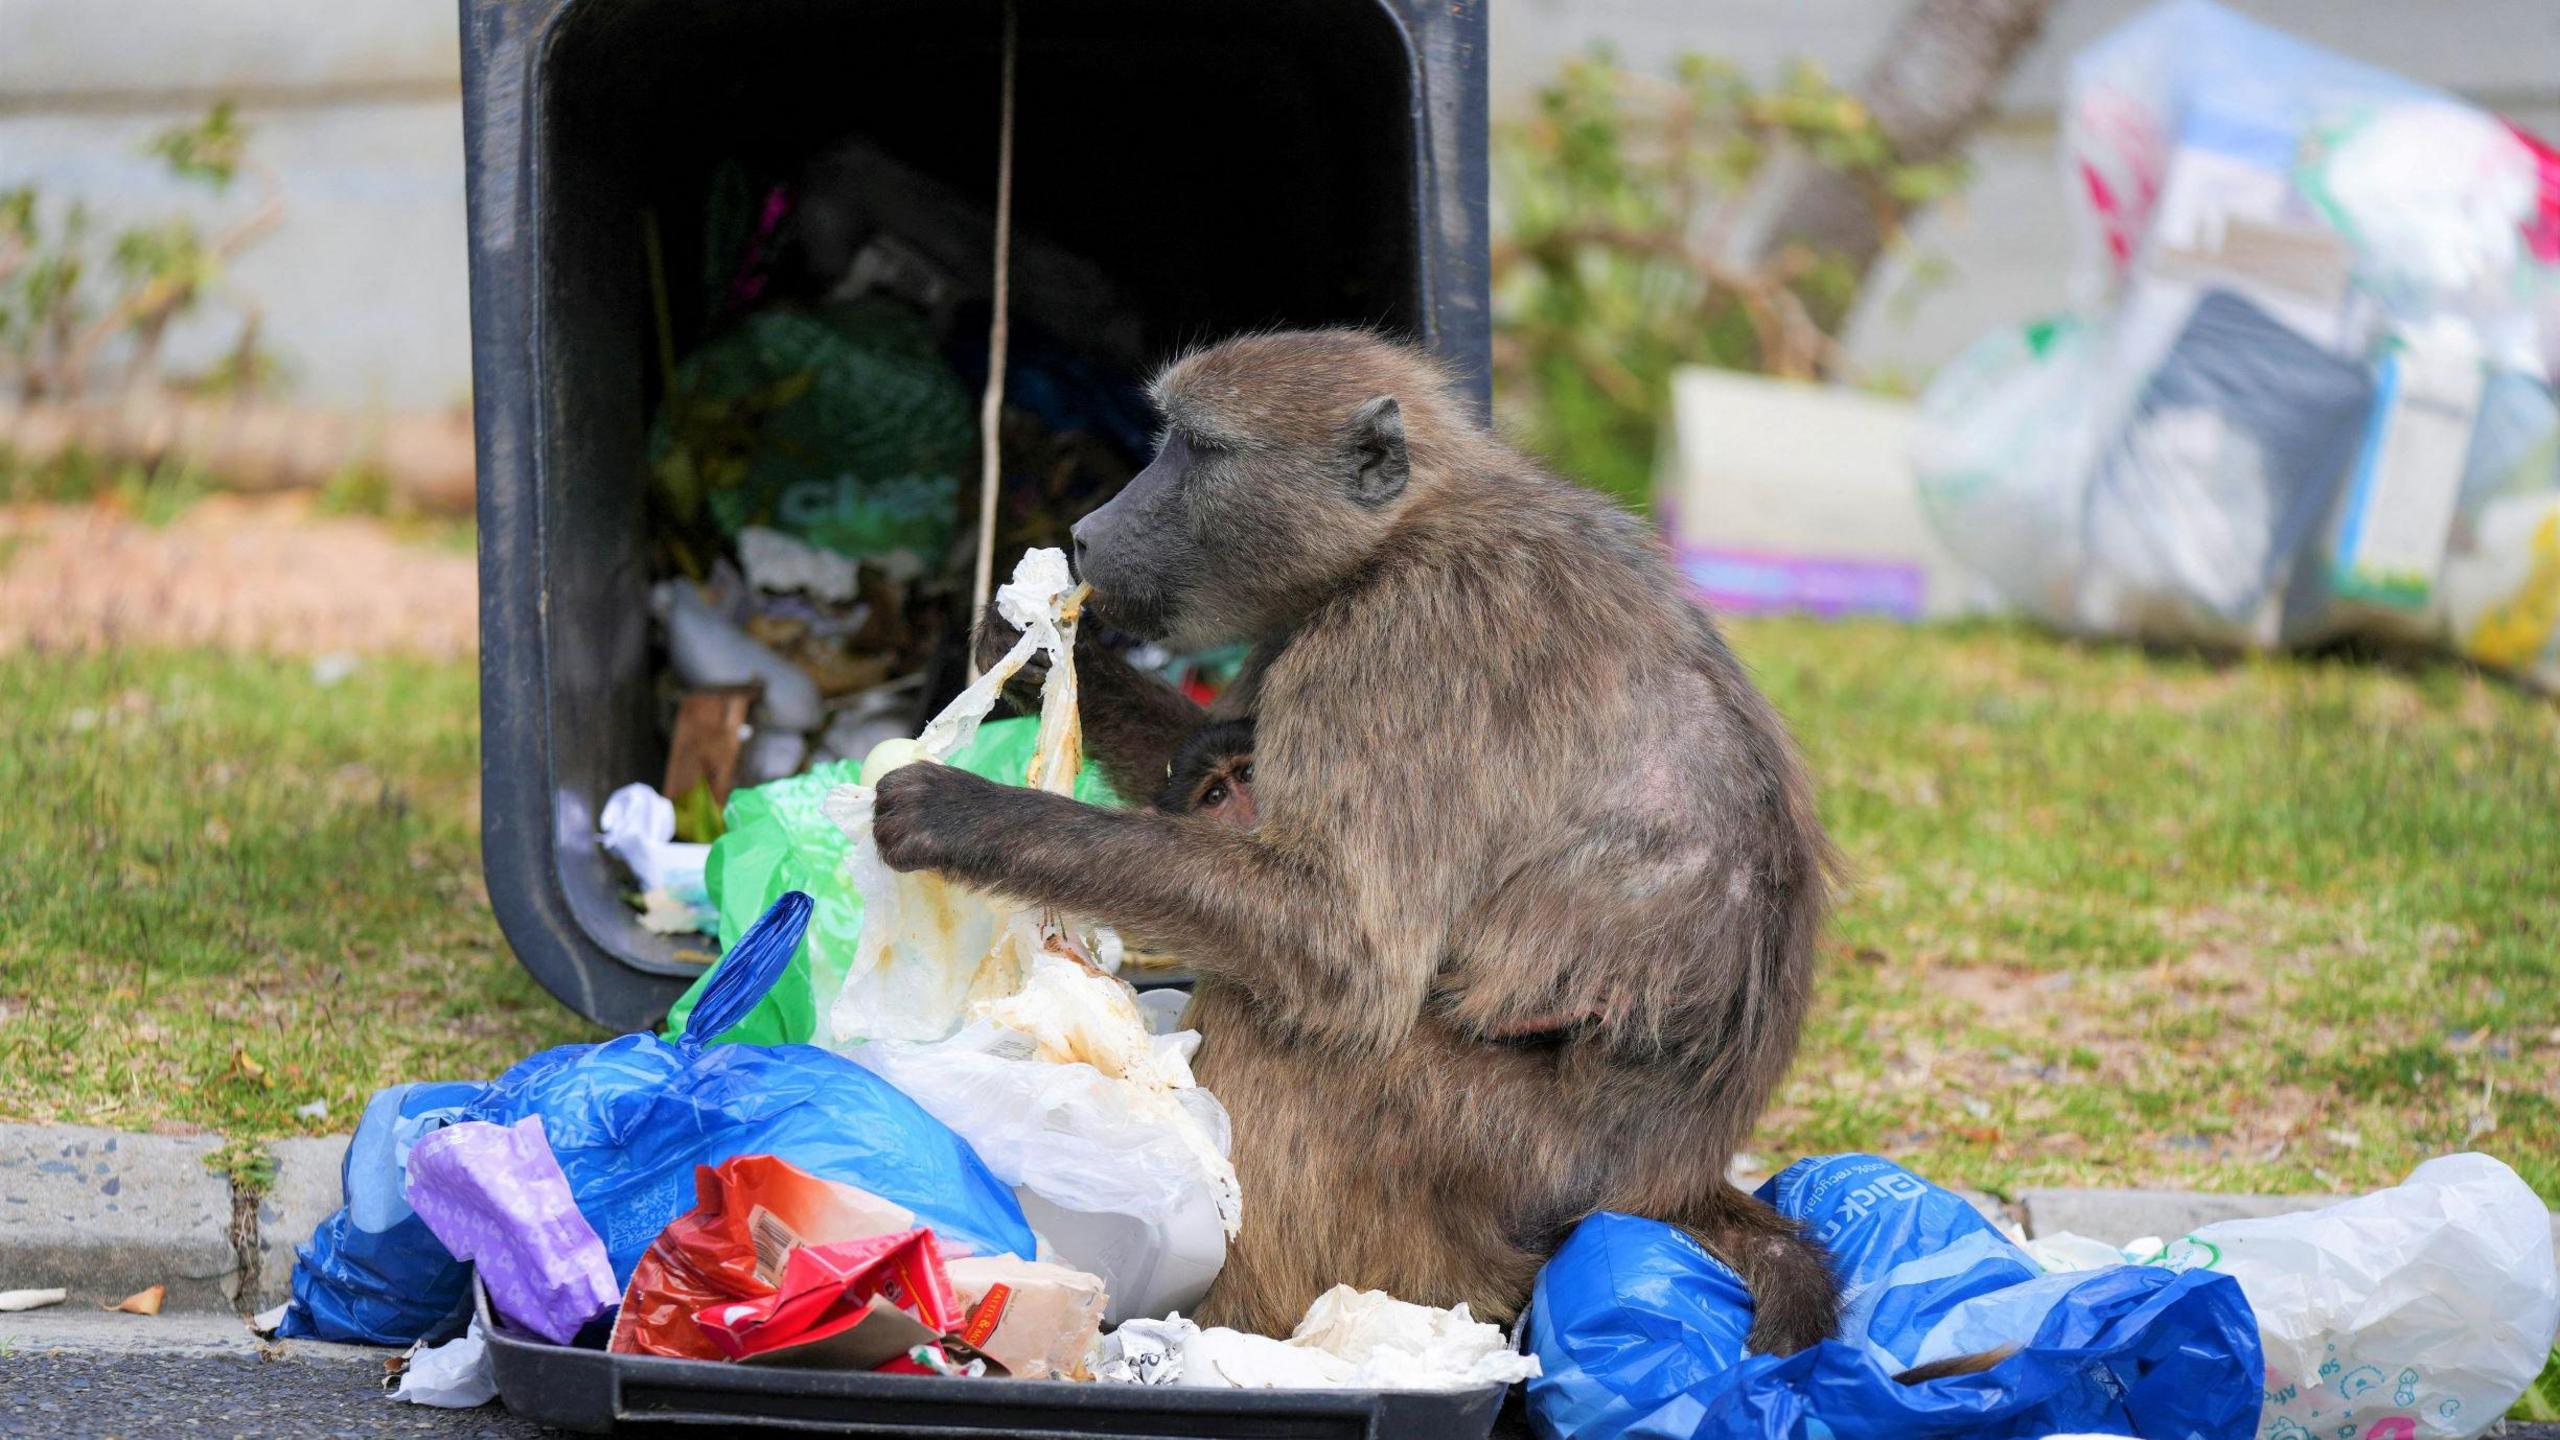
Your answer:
(1916, 0), (2560, 691)
(280, 895), (1034, 1348)
(1526, 1154), (2261, 1440)
(738, 526), (861, 604)
(663, 686), (759, 812)
(275, 1080), (487, 1343)
(635, 889), (713, 936)
(310, 652), (360, 688)
(611, 1154), (1094, 1380)
(1093, 1315), (1191, 1385)
(596, 782), (716, 936)
(103, 1284), (165, 1316)
(945, 1255), (1107, 1381)
(405, 1117), (618, 1347)
(820, 547), (1095, 1045)
(846, 1010), (1236, 1323)
(0, 1287), (67, 1312)
(653, 579), (825, 731)
(2017, 1230), (2128, 1274)
(692, 1229), (966, 1371)
(393, 1321), (498, 1408)
(1094, 1287), (1537, 1391)
(656, 711), (1119, 1049)
(2033, 1152), (2560, 1440)
(294, 1098), (330, 1122)
(800, 551), (1237, 1321)
(1289, 1286), (1541, 1390)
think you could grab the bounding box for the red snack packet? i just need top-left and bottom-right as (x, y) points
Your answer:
(693, 1230), (960, 1371)
(610, 1155), (915, 1360)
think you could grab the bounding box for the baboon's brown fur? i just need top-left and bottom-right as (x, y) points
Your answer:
(878, 330), (1839, 1350)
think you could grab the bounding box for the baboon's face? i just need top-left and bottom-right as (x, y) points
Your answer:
(1072, 392), (1410, 651)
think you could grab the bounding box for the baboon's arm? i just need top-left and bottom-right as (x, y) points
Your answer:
(1072, 637), (1210, 802)
(974, 604), (1206, 803)
(870, 761), (1440, 1054)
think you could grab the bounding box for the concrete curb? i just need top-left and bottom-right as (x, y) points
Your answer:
(0, 1123), (351, 1318)
(6, 1122), (2556, 1316)
(0, 1125), (240, 1313)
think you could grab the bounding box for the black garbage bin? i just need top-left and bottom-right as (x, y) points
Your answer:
(461, 0), (1490, 1030)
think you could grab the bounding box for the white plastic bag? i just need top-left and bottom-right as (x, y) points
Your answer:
(820, 548), (1091, 1044)
(2148, 1153), (2559, 1440)
(392, 1321), (498, 1408)
(845, 981), (1240, 1325)
(1911, 316), (2106, 629)
(820, 548), (1242, 1321)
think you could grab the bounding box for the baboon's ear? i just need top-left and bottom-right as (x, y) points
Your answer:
(1345, 395), (1409, 506)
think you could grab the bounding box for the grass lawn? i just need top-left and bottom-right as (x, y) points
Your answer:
(0, 650), (596, 1138)
(0, 628), (2554, 1213)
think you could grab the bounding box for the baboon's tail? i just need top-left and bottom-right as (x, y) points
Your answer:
(1891, 1346), (2017, 1383)
(1679, 1185), (1840, 1356)
(1680, 1185), (2013, 1382)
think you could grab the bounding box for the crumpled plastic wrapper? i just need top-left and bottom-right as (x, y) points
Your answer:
(609, 1153), (920, 1362)
(1095, 1286), (1542, 1391)
(403, 1117), (617, 1347)
(392, 1321), (498, 1408)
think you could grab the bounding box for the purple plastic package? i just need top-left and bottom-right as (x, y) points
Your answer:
(404, 1116), (617, 1346)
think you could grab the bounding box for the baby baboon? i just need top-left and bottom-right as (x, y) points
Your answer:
(1152, 718), (1258, 827)
(878, 330), (1838, 1351)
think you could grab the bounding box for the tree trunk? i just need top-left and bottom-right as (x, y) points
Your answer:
(1739, 0), (2059, 288)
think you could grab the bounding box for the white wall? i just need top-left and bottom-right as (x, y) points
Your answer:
(2, 1), (2552, 408)
(0, 0), (469, 410)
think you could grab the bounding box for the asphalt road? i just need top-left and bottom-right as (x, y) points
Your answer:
(5, 1316), (2558, 1440)
(0, 1314), (545, 1440)
(0, 1353), (548, 1440)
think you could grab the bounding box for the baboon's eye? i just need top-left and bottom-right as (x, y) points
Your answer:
(1203, 782), (1229, 808)
(1236, 762), (1253, 785)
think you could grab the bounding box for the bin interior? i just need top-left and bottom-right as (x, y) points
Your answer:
(529, 0), (1427, 978)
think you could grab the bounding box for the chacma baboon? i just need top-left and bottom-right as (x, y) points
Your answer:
(875, 330), (1838, 1351)
(1152, 718), (1259, 827)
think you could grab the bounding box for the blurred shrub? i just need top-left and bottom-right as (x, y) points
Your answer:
(1492, 52), (1965, 511)
(0, 103), (281, 403)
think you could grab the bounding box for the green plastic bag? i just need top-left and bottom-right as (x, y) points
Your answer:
(663, 716), (1122, 1046)
(651, 299), (977, 565)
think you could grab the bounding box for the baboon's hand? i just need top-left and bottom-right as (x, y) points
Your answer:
(871, 761), (1005, 874)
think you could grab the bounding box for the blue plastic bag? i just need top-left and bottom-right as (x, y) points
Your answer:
(280, 1079), (487, 1344)
(1525, 1154), (2263, 1440)
(280, 893), (1037, 1344)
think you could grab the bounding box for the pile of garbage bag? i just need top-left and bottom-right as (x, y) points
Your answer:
(276, 892), (1037, 1347)
(279, 551), (2556, 1432)
(1915, 0), (2560, 691)
(276, 554), (1544, 1421)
